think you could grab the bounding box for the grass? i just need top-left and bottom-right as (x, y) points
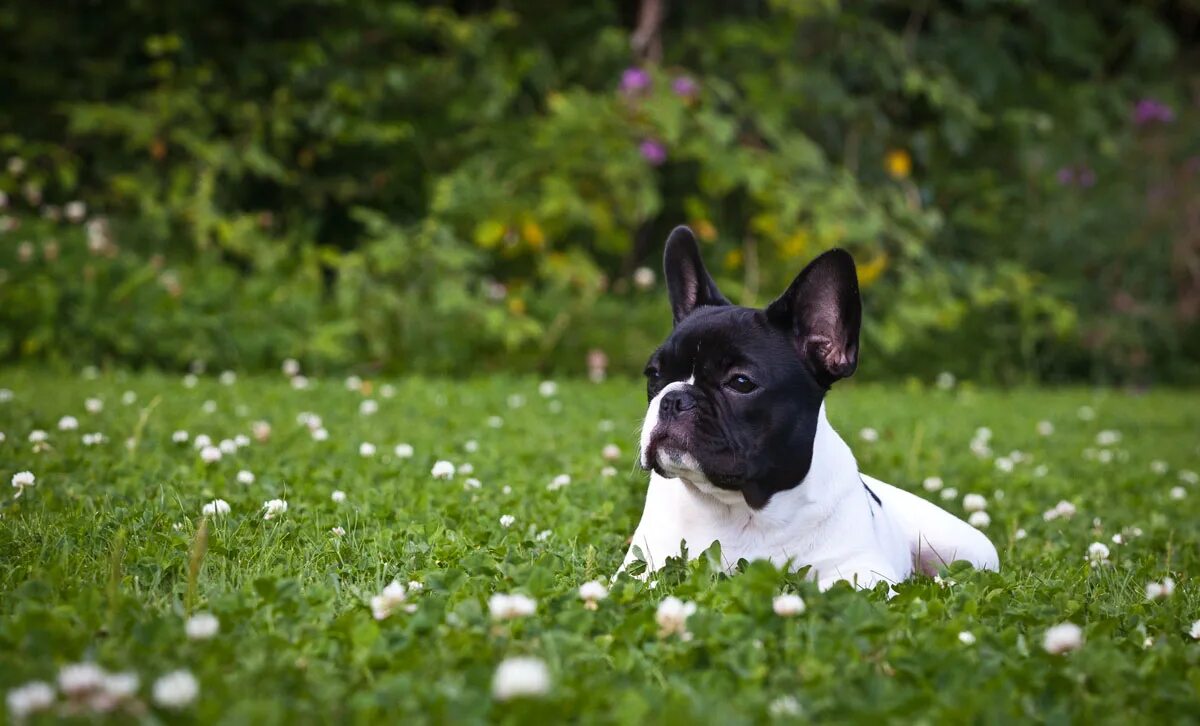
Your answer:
(2, 369), (1199, 723)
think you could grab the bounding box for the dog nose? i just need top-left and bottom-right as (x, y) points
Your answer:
(659, 389), (697, 418)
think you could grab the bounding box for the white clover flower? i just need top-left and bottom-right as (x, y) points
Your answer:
(507, 394), (526, 409)
(172, 430), (189, 444)
(193, 434), (212, 449)
(1111, 533), (1124, 544)
(499, 514), (515, 528)
(252, 421), (271, 442)
(602, 444), (621, 461)
(344, 375), (363, 392)
(1189, 620), (1200, 640)
(0, 388), (12, 403)
(958, 631), (977, 645)
(598, 419), (615, 432)
(290, 375), (310, 390)
(380, 384), (397, 399)
(121, 391), (137, 406)
(935, 371), (956, 390)
(234, 434), (250, 448)
(370, 580), (407, 620)
(859, 427), (879, 442)
(922, 476), (943, 492)
(1170, 486), (1187, 500)
(1180, 470), (1199, 485)
(152, 670), (198, 709)
(202, 400), (217, 414)
(331, 490), (347, 503)
(547, 474), (571, 491)
(0, 432), (5, 443)
(601, 466), (617, 478)
(772, 593), (806, 617)
(29, 430), (48, 444)
(182, 374), (198, 389)
(492, 657), (550, 701)
(331, 526), (346, 537)
(359, 442), (377, 457)
(101, 672), (139, 701)
(1096, 449), (1113, 464)
(394, 443), (414, 459)
(1086, 542), (1110, 567)
(200, 446), (222, 464)
(1150, 460), (1168, 475)
(502, 485), (512, 495)
(58, 662), (105, 696)
(1095, 430), (1121, 446)
(579, 580), (609, 609)
(1033, 465), (1049, 478)
(1043, 500), (1076, 521)
(218, 439), (237, 455)
(185, 612), (220, 640)
(969, 439), (992, 458)
(487, 416), (504, 428)
(262, 499), (288, 520)
(297, 412), (322, 430)
(311, 428), (329, 442)
(535, 529), (552, 542)
(768, 695), (802, 718)
(940, 487), (958, 501)
(431, 460), (455, 479)
(85, 397), (104, 414)
(1145, 578), (1175, 601)
(235, 470), (255, 486)
(464, 478), (482, 490)
(994, 457), (1014, 473)
(538, 380), (558, 397)
(359, 399), (378, 416)
(656, 596), (697, 638)
(6, 680), (55, 719)
(201, 499), (230, 517)
(632, 266), (656, 290)
(968, 511), (991, 529)
(459, 463), (475, 475)
(12, 471), (35, 492)
(488, 593), (537, 620)
(1043, 622), (1083, 654)
(1036, 420), (1055, 436)
(217, 371), (236, 386)
(463, 439), (479, 454)
(962, 493), (988, 512)
(1077, 405), (1095, 421)
(281, 358), (301, 377)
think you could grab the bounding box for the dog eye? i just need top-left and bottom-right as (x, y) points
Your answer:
(643, 365), (661, 380)
(725, 374), (758, 393)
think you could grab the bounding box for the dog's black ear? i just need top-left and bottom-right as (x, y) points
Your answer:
(765, 248), (861, 388)
(663, 225), (729, 324)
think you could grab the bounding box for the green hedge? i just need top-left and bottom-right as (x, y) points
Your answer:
(1, 1), (1197, 382)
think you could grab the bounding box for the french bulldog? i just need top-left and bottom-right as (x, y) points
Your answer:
(622, 226), (999, 590)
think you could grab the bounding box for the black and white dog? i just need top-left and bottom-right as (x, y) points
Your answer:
(623, 226), (999, 590)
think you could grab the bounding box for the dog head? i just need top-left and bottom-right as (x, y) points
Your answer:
(638, 226), (861, 509)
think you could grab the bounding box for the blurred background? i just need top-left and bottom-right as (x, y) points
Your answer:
(1, 1), (1197, 384)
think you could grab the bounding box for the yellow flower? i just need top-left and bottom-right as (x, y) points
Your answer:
(521, 220), (546, 249)
(694, 220), (718, 241)
(507, 298), (526, 316)
(885, 149), (912, 179)
(723, 249), (743, 270)
(856, 252), (889, 287)
(474, 220), (507, 248)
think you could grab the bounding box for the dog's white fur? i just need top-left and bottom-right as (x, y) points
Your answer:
(625, 382), (999, 590)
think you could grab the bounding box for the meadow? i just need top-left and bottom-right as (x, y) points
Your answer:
(2, 369), (1199, 723)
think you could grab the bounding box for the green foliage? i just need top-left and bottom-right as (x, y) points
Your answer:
(1, 372), (1199, 720)
(0, 1), (1197, 381)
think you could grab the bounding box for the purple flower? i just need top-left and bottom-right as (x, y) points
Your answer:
(639, 139), (667, 166)
(1056, 167), (1075, 185)
(620, 67), (651, 94)
(1077, 166), (1096, 188)
(671, 76), (699, 98)
(1133, 98), (1174, 126)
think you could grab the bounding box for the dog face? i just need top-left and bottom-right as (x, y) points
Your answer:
(638, 226), (862, 509)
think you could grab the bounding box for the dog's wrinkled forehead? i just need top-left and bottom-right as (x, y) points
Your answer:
(652, 306), (796, 379)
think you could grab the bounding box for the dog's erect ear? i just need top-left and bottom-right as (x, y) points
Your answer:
(663, 225), (730, 324)
(765, 248), (861, 388)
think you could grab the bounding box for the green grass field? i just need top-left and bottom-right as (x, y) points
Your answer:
(2, 370), (1199, 723)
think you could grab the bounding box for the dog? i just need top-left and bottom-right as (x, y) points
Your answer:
(622, 226), (999, 590)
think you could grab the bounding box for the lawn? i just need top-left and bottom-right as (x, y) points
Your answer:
(2, 369), (1199, 723)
